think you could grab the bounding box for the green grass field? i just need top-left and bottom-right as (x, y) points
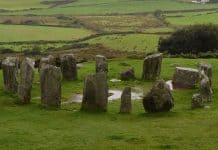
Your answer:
(0, 0), (47, 10)
(165, 11), (218, 26)
(0, 58), (218, 149)
(0, 24), (93, 42)
(2, 0), (218, 15)
(87, 34), (161, 52)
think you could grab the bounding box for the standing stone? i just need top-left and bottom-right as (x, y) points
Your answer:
(191, 93), (204, 109)
(120, 68), (135, 81)
(40, 64), (62, 108)
(2, 57), (19, 93)
(18, 58), (35, 103)
(199, 62), (212, 85)
(120, 87), (132, 113)
(199, 71), (212, 102)
(39, 55), (56, 71)
(143, 80), (174, 112)
(172, 67), (199, 88)
(60, 54), (77, 80)
(81, 72), (108, 112)
(142, 53), (163, 80)
(96, 55), (108, 73)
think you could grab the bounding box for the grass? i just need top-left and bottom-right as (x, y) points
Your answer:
(0, 58), (218, 149)
(87, 34), (162, 52)
(165, 11), (218, 26)
(0, 0), (48, 10)
(1, 0), (218, 16)
(76, 14), (166, 32)
(0, 24), (93, 42)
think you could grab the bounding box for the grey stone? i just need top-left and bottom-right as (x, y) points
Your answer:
(199, 71), (212, 102)
(120, 87), (132, 113)
(2, 57), (19, 93)
(142, 53), (163, 80)
(40, 64), (62, 108)
(60, 54), (77, 80)
(39, 55), (56, 71)
(191, 93), (204, 109)
(199, 62), (212, 85)
(143, 80), (174, 112)
(120, 67), (135, 81)
(172, 67), (199, 88)
(18, 58), (35, 103)
(96, 55), (108, 73)
(81, 72), (108, 112)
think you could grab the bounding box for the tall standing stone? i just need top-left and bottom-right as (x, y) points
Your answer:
(39, 55), (56, 71)
(60, 54), (77, 80)
(172, 67), (199, 88)
(18, 58), (35, 103)
(96, 55), (108, 73)
(142, 53), (163, 80)
(40, 64), (62, 108)
(120, 87), (132, 113)
(199, 71), (212, 102)
(199, 62), (212, 85)
(81, 72), (108, 112)
(143, 80), (174, 112)
(2, 57), (19, 93)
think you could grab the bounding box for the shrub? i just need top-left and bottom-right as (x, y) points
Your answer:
(158, 24), (218, 54)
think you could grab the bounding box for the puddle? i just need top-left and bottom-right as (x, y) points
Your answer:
(166, 80), (174, 91)
(63, 88), (144, 104)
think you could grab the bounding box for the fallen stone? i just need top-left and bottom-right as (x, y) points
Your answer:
(191, 93), (204, 109)
(120, 67), (135, 81)
(172, 67), (199, 88)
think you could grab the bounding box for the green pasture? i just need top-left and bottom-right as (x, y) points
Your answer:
(87, 34), (162, 52)
(0, 0), (48, 10)
(0, 58), (218, 149)
(1, 0), (218, 16)
(0, 24), (93, 42)
(165, 11), (218, 26)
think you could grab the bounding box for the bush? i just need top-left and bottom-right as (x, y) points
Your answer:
(0, 48), (15, 54)
(158, 24), (218, 54)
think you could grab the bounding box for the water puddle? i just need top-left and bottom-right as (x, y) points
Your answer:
(63, 87), (144, 104)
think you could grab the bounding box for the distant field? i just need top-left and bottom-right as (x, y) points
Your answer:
(77, 14), (166, 33)
(0, 0), (47, 10)
(0, 24), (93, 42)
(165, 11), (218, 25)
(2, 0), (218, 15)
(87, 34), (162, 52)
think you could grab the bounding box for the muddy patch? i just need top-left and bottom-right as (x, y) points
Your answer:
(63, 88), (143, 104)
